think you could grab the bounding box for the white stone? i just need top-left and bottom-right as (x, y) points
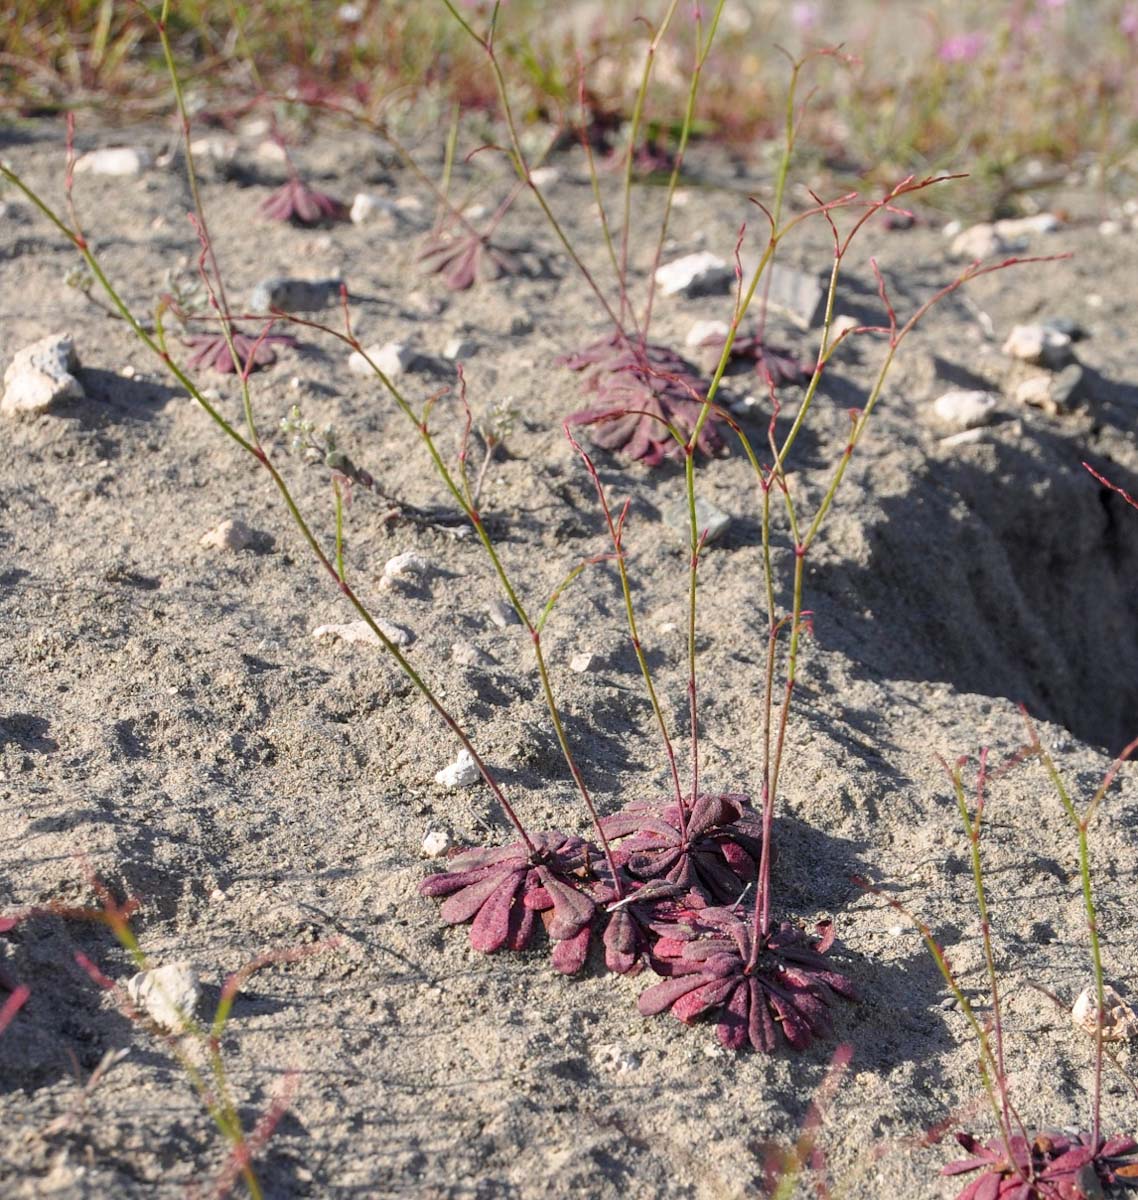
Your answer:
(452, 642), (496, 668)
(655, 251), (732, 298)
(2, 333), (84, 415)
(126, 962), (200, 1032)
(950, 223), (1012, 261)
(394, 195), (423, 214)
(348, 341), (417, 378)
(383, 551), (434, 580)
(312, 618), (414, 648)
(73, 146), (151, 176)
(685, 319), (729, 348)
(421, 829), (452, 857)
(529, 166), (560, 188)
(189, 136), (238, 166)
(350, 192), (400, 227)
(831, 314), (860, 340)
(199, 518), (255, 552)
(939, 428), (987, 448)
(1099, 219), (1123, 237)
(1001, 323), (1071, 365)
(435, 748), (480, 789)
(252, 140), (288, 165)
(443, 337), (478, 360)
(1072, 984), (1138, 1041)
(931, 389), (997, 432)
(569, 652), (596, 673)
(1014, 375), (1054, 409)
(595, 1043), (641, 1073)
(994, 213), (1061, 238)
(941, 219), (964, 239)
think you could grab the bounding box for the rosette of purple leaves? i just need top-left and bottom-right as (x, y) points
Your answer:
(419, 832), (598, 963)
(638, 908), (856, 1052)
(183, 326), (296, 374)
(942, 1130), (1138, 1199)
(260, 178), (347, 226)
(418, 230), (521, 291)
(700, 328), (812, 391)
(600, 793), (764, 903)
(563, 335), (723, 466)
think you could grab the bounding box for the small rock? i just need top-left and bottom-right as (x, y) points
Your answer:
(1013, 375), (1054, 411)
(1001, 324), (1073, 367)
(1099, 219), (1123, 237)
(655, 251), (732, 298)
(1071, 984), (1138, 1042)
(950, 223), (1016, 261)
(248, 276), (341, 314)
(727, 393), (760, 416)
(312, 618), (414, 648)
(126, 962), (200, 1032)
(939, 428), (987, 448)
(394, 195), (424, 215)
(252, 139), (288, 165)
(757, 262), (826, 329)
(487, 598), (519, 628)
(831, 314), (860, 340)
(529, 166), (560, 188)
(383, 551), (434, 581)
(931, 389), (998, 432)
(941, 219), (964, 239)
(421, 829), (452, 857)
(685, 318), (729, 347)
(443, 336), (478, 360)
(1041, 316), (1087, 342)
(2, 333), (84, 415)
(453, 642), (496, 668)
(435, 748), (480, 789)
(189, 135), (238, 167)
(662, 495), (732, 544)
(569, 652), (596, 673)
(508, 313), (534, 336)
(1049, 364), (1086, 412)
(199, 518), (256, 552)
(350, 192), (400, 227)
(994, 213), (1061, 238)
(348, 341), (418, 378)
(595, 1043), (641, 1073)
(73, 146), (151, 177)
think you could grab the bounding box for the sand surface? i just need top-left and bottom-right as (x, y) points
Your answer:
(1, 114), (1137, 1197)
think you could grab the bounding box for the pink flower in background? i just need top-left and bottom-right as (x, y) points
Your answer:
(1122, 2), (1138, 36)
(790, 3), (819, 32)
(937, 32), (987, 63)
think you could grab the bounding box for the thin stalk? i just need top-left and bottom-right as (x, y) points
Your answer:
(618, 0), (681, 331)
(640, 0), (726, 337)
(565, 428), (686, 818)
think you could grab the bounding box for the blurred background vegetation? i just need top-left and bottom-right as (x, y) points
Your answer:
(2, 1), (1136, 216)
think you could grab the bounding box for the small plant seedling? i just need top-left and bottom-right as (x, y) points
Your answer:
(259, 175), (347, 225)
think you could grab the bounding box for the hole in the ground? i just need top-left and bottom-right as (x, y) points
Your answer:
(817, 431), (1138, 753)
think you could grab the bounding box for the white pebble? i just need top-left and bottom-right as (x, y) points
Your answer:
(685, 319), (729, 348)
(655, 251), (732, 298)
(312, 618), (414, 648)
(2, 332), (84, 415)
(383, 551), (434, 580)
(569, 652), (597, 673)
(529, 166), (560, 188)
(994, 213), (1061, 238)
(1071, 984), (1138, 1041)
(443, 337), (478, 360)
(931, 389), (997, 432)
(73, 146), (151, 177)
(435, 748), (480, 789)
(199, 518), (255, 552)
(1001, 323), (1071, 365)
(350, 192), (400, 227)
(950, 222), (1022, 261)
(421, 829), (453, 857)
(126, 962), (200, 1032)
(348, 341), (417, 378)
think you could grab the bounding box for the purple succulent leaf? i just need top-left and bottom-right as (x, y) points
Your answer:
(503, 897), (537, 952)
(550, 924), (592, 975)
(469, 870), (527, 952)
(748, 977), (777, 1052)
(439, 867), (522, 926)
(715, 978), (751, 1050)
(260, 178), (346, 225)
(701, 330), (812, 389)
(184, 328), (296, 375)
(602, 907), (642, 975)
(537, 870), (596, 939)
(637, 972), (710, 1016)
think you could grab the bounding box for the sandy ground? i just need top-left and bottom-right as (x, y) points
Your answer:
(1, 111), (1137, 1198)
